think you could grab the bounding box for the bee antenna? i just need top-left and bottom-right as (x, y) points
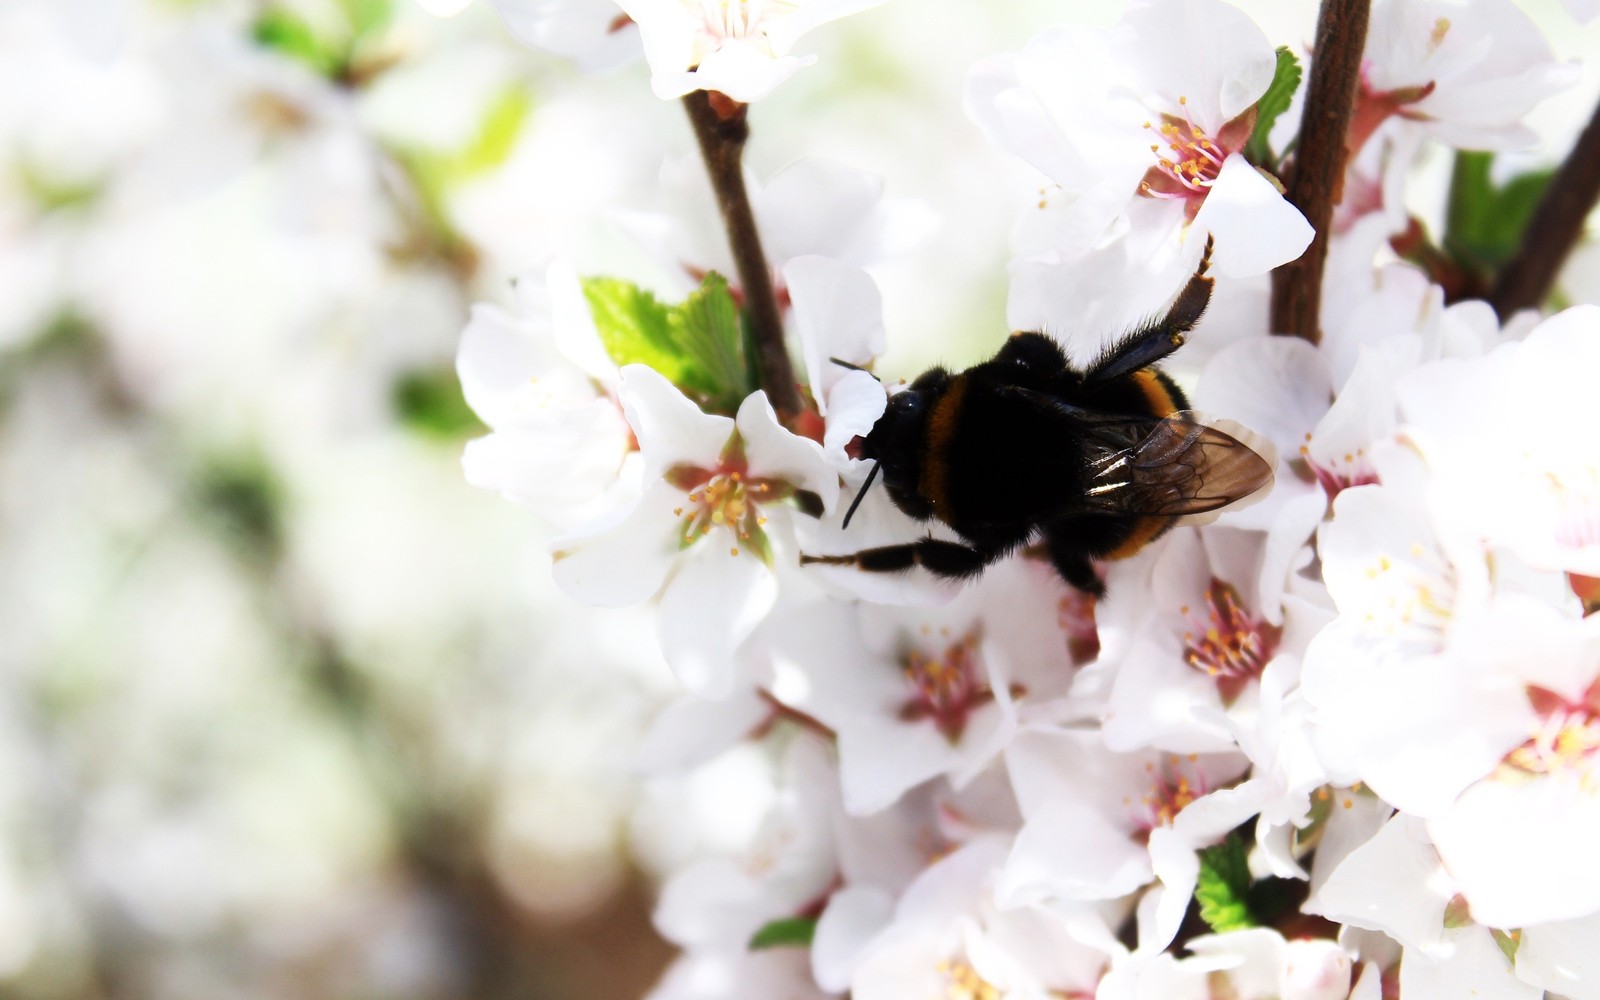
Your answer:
(829, 357), (880, 381)
(840, 462), (879, 530)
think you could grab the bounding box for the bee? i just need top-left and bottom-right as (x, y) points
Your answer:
(801, 238), (1273, 596)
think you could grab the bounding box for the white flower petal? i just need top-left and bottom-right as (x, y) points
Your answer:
(551, 480), (684, 606)
(812, 886), (896, 992)
(460, 409), (631, 525)
(1115, 0), (1278, 131)
(1194, 335), (1332, 458)
(735, 390), (839, 511)
(620, 364), (733, 477)
(1137, 825), (1200, 954)
(684, 44), (813, 103)
(785, 255), (886, 408)
(1191, 155), (1314, 278)
(1428, 773), (1600, 929)
(822, 370), (887, 467)
(1516, 912), (1600, 1000)
(1305, 813), (1450, 951)
(656, 540), (777, 697)
(1398, 927), (1541, 1000)
(547, 256), (618, 382)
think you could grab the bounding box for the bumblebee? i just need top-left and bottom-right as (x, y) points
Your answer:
(802, 238), (1272, 596)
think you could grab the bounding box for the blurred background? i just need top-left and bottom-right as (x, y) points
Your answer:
(2, 0), (1599, 997)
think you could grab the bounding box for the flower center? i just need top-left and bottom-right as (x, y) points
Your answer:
(1128, 754), (1208, 833)
(937, 958), (1000, 1000)
(1300, 436), (1379, 501)
(1503, 684), (1600, 783)
(670, 452), (783, 557)
(899, 634), (993, 744)
(1355, 540), (1458, 652)
(1139, 97), (1229, 208)
(1181, 579), (1279, 706)
(696, 0), (796, 40)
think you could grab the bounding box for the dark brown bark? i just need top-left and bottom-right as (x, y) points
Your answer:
(682, 90), (803, 421)
(1489, 98), (1600, 318)
(1269, 0), (1372, 344)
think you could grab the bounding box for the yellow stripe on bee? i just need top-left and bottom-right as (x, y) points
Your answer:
(920, 375), (967, 515)
(1105, 514), (1170, 560)
(1131, 369), (1180, 418)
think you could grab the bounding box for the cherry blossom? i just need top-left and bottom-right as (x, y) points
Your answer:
(456, 259), (636, 528)
(966, 0), (1312, 279)
(840, 837), (1114, 1000)
(551, 366), (837, 694)
(1397, 306), (1600, 578)
(1357, 0), (1578, 151)
(765, 556), (1084, 815)
(619, 0), (887, 102)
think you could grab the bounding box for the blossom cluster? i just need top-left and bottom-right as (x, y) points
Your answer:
(463, 0), (1600, 998)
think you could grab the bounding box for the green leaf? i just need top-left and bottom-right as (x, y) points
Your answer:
(583, 277), (683, 376)
(1195, 833), (1256, 933)
(748, 917), (817, 950)
(251, 8), (342, 78)
(392, 367), (485, 440)
(455, 87), (535, 178)
(1244, 46), (1303, 167)
(670, 273), (751, 414)
(1444, 151), (1556, 272)
(583, 273), (754, 415)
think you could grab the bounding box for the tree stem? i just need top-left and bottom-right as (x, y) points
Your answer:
(682, 90), (802, 420)
(1489, 97), (1600, 318)
(1269, 0), (1372, 344)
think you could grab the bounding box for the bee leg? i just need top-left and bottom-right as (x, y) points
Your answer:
(800, 538), (996, 581)
(1085, 235), (1215, 385)
(1041, 528), (1106, 598)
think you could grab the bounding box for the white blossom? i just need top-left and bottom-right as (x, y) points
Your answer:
(620, 0), (887, 102)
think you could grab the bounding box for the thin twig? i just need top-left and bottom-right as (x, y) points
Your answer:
(1489, 98), (1600, 318)
(1269, 0), (1372, 344)
(682, 90), (802, 421)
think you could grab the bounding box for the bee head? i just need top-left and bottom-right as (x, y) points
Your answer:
(855, 367), (947, 523)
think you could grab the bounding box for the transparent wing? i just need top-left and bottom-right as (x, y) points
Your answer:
(1075, 410), (1275, 518)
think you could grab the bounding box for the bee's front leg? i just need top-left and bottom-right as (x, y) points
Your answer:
(1086, 235), (1215, 384)
(800, 538), (997, 581)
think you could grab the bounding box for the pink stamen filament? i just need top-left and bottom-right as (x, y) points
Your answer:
(1181, 579), (1279, 705)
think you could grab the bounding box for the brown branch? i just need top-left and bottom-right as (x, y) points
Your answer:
(1489, 97), (1600, 318)
(682, 90), (803, 421)
(1269, 0), (1372, 344)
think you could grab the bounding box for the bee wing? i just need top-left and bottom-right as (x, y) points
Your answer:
(1075, 410), (1275, 519)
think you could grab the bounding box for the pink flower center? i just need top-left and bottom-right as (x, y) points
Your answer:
(1143, 103), (1226, 195)
(669, 457), (781, 557)
(1181, 579), (1279, 706)
(899, 634), (995, 744)
(1300, 436), (1380, 501)
(1136, 97), (1255, 218)
(1129, 755), (1211, 834)
(1504, 684), (1600, 782)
